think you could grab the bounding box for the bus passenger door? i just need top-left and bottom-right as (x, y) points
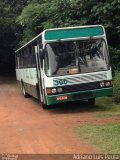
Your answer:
(34, 45), (44, 103)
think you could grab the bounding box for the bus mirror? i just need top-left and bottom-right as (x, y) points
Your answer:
(39, 49), (45, 59)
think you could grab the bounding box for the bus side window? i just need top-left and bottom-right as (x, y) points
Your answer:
(16, 53), (20, 69)
(21, 51), (24, 68)
(29, 45), (32, 54)
(26, 47), (30, 68)
(33, 48), (36, 67)
(19, 52), (22, 68)
(26, 46), (30, 68)
(23, 49), (26, 68)
(15, 53), (18, 69)
(18, 55), (20, 69)
(31, 44), (36, 68)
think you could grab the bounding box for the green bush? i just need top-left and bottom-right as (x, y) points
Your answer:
(109, 47), (120, 70)
(113, 71), (120, 103)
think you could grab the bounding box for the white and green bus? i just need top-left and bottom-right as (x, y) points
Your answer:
(15, 25), (113, 108)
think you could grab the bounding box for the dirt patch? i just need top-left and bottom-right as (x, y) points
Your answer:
(0, 76), (119, 153)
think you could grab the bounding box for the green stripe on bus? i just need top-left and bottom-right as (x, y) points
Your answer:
(47, 87), (113, 105)
(45, 26), (104, 40)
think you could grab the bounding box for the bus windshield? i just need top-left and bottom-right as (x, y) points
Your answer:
(45, 39), (109, 76)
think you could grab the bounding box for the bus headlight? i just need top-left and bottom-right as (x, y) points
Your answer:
(52, 88), (57, 93)
(57, 88), (63, 93)
(100, 82), (105, 87)
(105, 81), (111, 87)
(100, 81), (112, 88)
(46, 88), (62, 94)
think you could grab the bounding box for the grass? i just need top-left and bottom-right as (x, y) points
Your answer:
(95, 97), (120, 117)
(96, 113), (120, 117)
(75, 97), (120, 154)
(76, 123), (120, 154)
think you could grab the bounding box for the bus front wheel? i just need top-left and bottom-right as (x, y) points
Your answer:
(41, 102), (49, 109)
(88, 98), (95, 105)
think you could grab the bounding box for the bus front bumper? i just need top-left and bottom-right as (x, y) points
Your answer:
(46, 87), (113, 105)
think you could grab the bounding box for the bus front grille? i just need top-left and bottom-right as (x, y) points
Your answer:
(62, 81), (100, 93)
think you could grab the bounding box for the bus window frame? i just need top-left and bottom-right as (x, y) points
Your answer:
(44, 38), (110, 77)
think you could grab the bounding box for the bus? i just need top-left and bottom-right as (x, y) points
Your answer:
(15, 25), (113, 109)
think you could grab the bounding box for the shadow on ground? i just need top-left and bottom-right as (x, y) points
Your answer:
(45, 99), (114, 114)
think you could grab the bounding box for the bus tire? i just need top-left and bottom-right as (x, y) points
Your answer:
(41, 91), (49, 109)
(88, 98), (95, 105)
(41, 102), (49, 109)
(22, 84), (30, 98)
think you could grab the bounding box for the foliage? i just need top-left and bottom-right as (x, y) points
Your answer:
(0, 0), (27, 73)
(113, 71), (120, 103)
(109, 47), (120, 74)
(90, 0), (120, 48)
(0, 0), (120, 73)
(17, 0), (120, 75)
(18, 0), (120, 48)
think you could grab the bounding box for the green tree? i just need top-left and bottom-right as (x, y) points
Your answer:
(18, 0), (120, 48)
(0, 0), (120, 73)
(0, 0), (27, 73)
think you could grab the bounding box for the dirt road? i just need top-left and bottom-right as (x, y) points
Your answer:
(0, 76), (119, 154)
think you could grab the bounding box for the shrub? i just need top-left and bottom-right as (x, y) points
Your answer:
(109, 47), (120, 70)
(113, 71), (120, 103)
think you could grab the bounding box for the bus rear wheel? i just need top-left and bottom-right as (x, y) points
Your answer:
(22, 84), (30, 98)
(88, 98), (95, 105)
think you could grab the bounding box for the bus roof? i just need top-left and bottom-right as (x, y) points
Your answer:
(44, 25), (104, 41)
(15, 32), (43, 53)
(15, 25), (105, 53)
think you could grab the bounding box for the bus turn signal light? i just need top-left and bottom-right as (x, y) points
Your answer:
(46, 88), (52, 94)
(46, 88), (57, 94)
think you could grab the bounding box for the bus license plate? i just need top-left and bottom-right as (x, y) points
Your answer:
(56, 96), (68, 101)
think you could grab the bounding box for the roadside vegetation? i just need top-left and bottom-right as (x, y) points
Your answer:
(75, 92), (120, 153)
(113, 71), (120, 103)
(76, 123), (120, 153)
(75, 70), (120, 153)
(95, 97), (120, 117)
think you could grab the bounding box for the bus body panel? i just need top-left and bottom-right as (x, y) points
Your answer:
(16, 68), (38, 85)
(43, 69), (112, 105)
(16, 68), (39, 98)
(47, 87), (113, 105)
(15, 25), (113, 106)
(44, 68), (112, 88)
